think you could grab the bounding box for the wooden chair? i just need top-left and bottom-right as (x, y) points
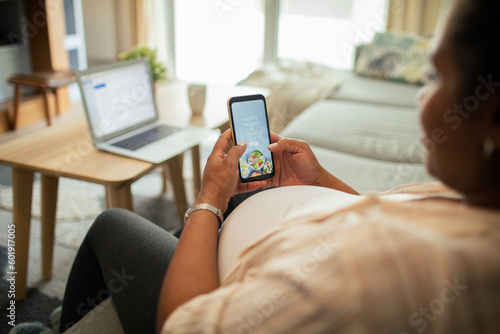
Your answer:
(8, 71), (76, 130)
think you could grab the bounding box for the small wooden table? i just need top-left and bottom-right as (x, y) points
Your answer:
(0, 81), (269, 300)
(0, 117), (200, 300)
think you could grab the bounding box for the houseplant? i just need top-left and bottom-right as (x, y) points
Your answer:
(118, 45), (167, 83)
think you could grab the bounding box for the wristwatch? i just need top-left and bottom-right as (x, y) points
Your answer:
(184, 203), (223, 226)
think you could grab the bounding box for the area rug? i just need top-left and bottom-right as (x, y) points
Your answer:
(0, 177), (104, 222)
(0, 245), (62, 333)
(0, 164), (182, 238)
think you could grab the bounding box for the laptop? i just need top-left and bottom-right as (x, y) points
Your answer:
(76, 59), (212, 164)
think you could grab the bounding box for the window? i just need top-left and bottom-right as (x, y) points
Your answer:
(277, 0), (389, 69)
(171, 0), (388, 83)
(174, 0), (264, 84)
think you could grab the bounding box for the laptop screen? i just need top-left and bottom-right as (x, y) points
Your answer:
(79, 60), (157, 140)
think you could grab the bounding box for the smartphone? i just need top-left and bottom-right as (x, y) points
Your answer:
(228, 94), (275, 183)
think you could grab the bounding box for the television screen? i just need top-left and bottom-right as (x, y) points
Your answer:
(0, 0), (24, 47)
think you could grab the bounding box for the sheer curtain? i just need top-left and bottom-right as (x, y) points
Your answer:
(386, 0), (449, 35)
(136, 0), (157, 47)
(115, 0), (158, 51)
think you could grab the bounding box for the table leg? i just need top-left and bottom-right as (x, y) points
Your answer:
(162, 153), (184, 194)
(161, 166), (169, 193)
(191, 145), (201, 197)
(12, 168), (34, 301)
(40, 175), (58, 281)
(168, 154), (188, 223)
(106, 185), (133, 210)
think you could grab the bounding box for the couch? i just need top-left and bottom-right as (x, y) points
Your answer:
(280, 70), (435, 194)
(63, 32), (436, 333)
(245, 31), (436, 194)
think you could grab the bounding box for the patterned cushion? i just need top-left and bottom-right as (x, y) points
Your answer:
(354, 32), (433, 85)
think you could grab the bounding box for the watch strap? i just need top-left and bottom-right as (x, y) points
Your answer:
(184, 203), (223, 225)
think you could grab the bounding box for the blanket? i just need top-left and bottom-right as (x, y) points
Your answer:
(239, 60), (342, 132)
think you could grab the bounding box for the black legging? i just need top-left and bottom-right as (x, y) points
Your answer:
(59, 188), (267, 333)
(59, 208), (178, 333)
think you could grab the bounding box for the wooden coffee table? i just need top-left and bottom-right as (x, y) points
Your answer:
(0, 81), (269, 300)
(0, 116), (200, 300)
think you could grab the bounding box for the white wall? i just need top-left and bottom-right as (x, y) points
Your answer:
(0, 45), (32, 102)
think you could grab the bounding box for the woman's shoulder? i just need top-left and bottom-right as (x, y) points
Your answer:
(383, 181), (460, 197)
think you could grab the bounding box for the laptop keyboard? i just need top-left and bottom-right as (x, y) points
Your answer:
(111, 124), (181, 151)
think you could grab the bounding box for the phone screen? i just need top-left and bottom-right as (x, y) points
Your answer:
(228, 94), (275, 182)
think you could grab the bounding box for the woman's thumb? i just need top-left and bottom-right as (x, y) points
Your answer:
(268, 138), (302, 154)
(226, 141), (247, 162)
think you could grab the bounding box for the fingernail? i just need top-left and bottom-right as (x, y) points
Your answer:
(238, 141), (247, 146)
(268, 143), (277, 149)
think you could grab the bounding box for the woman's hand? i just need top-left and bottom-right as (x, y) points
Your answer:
(195, 130), (267, 212)
(264, 132), (324, 187)
(265, 132), (359, 195)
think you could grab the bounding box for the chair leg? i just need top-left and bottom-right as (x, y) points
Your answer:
(42, 89), (53, 126)
(51, 87), (60, 116)
(10, 84), (22, 130)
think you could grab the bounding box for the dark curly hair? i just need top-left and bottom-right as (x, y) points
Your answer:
(445, 0), (500, 100)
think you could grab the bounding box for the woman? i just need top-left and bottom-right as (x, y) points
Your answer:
(20, 0), (499, 333)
